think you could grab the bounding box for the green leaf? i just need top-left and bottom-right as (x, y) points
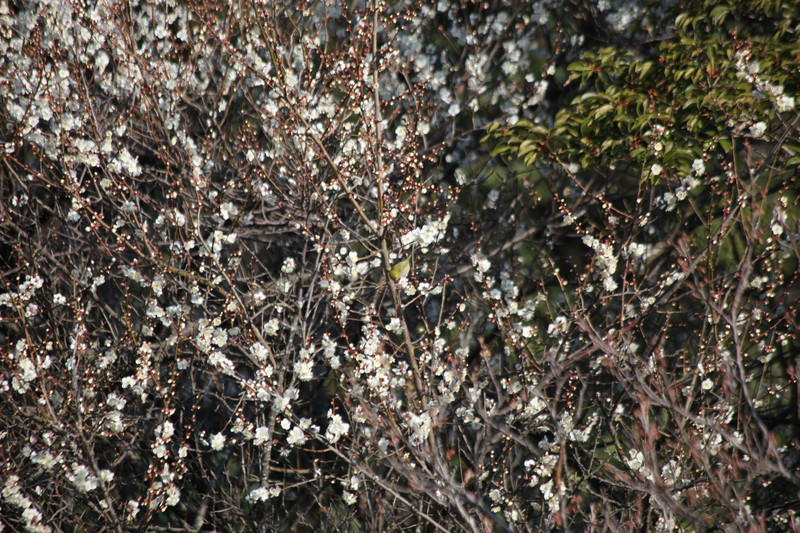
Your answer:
(580, 116), (594, 137)
(491, 145), (516, 157)
(638, 61), (655, 80)
(518, 139), (539, 157)
(594, 103), (615, 120)
(711, 5), (730, 25)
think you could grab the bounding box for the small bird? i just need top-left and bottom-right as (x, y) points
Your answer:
(389, 257), (411, 281)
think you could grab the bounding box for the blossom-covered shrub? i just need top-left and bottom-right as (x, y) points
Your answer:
(1, 0), (798, 531)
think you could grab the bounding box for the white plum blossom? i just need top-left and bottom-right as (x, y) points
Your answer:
(386, 317), (403, 334)
(404, 411), (432, 446)
(325, 411), (350, 444)
(249, 486), (270, 502)
(106, 411), (124, 433)
(400, 215), (450, 251)
(157, 420), (174, 440)
(126, 500), (140, 520)
(66, 463), (99, 493)
(219, 201), (238, 220)
(210, 433), (226, 451)
(286, 426), (307, 446)
(750, 121), (767, 138)
(263, 318), (280, 336)
(776, 94), (795, 112)
(582, 235), (618, 293)
(547, 316), (569, 338)
(208, 351), (235, 375)
(250, 342), (270, 363)
(281, 257), (296, 274)
(253, 427), (270, 446)
(165, 485), (180, 507)
(294, 358), (314, 381)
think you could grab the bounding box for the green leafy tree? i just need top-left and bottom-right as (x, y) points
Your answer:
(484, 0), (800, 528)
